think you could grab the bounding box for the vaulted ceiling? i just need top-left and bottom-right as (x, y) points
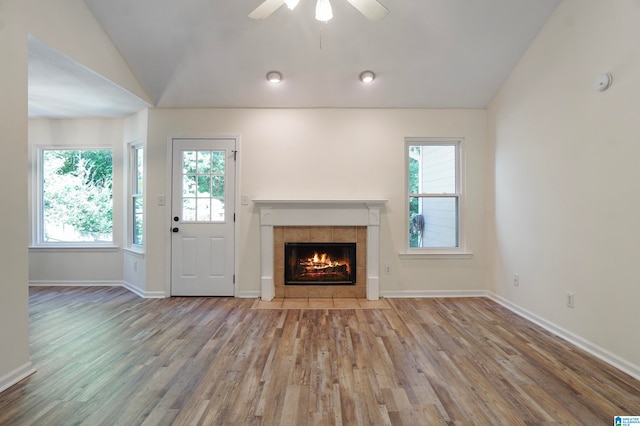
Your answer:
(29, 0), (561, 117)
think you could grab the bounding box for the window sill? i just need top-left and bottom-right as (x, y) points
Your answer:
(29, 245), (120, 253)
(399, 251), (473, 260)
(123, 247), (145, 257)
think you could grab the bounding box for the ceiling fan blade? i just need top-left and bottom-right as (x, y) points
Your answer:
(249, 0), (286, 19)
(344, 0), (388, 21)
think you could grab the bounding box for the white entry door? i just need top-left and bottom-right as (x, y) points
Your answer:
(171, 138), (235, 296)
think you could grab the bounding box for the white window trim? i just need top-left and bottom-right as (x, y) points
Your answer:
(401, 137), (472, 259)
(128, 142), (144, 250)
(33, 145), (116, 248)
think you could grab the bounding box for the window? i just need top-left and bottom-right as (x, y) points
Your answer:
(130, 145), (144, 247)
(38, 148), (113, 244)
(406, 139), (462, 250)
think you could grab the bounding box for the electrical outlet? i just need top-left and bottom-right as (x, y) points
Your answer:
(513, 274), (520, 287)
(566, 292), (575, 309)
(385, 265), (392, 274)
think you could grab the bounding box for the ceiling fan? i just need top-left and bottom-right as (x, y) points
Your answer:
(248, 0), (388, 22)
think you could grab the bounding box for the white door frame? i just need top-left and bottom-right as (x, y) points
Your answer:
(164, 135), (240, 298)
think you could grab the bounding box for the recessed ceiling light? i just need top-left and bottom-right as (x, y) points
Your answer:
(359, 71), (375, 83)
(266, 71), (282, 83)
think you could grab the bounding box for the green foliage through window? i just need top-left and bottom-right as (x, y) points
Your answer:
(42, 149), (113, 243)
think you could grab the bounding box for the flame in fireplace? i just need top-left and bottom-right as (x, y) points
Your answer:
(303, 252), (347, 272)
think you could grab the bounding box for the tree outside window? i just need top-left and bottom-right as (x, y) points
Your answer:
(41, 149), (113, 243)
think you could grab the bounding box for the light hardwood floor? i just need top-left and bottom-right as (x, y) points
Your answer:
(0, 287), (638, 425)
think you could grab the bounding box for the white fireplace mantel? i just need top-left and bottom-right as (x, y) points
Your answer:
(254, 199), (387, 301)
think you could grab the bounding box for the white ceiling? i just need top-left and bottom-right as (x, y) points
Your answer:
(28, 0), (561, 117)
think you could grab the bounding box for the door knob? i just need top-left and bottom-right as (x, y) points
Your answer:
(173, 216), (179, 222)
(172, 227), (179, 233)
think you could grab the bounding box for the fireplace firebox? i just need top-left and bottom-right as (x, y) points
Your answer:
(284, 242), (356, 285)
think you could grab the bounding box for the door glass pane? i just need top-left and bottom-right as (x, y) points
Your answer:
(197, 175), (211, 197)
(212, 151), (225, 174)
(197, 151), (212, 174)
(212, 175), (225, 197)
(212, 198), (224, 221)
(181, 149), (225, 222)
(183, 175), (196, 196)
(197, 198), (211, 221)
(183, 151), (197, 174)
(183, 198), (196, 221)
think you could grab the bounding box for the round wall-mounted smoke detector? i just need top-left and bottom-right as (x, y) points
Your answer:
(594, 73), (613, 92)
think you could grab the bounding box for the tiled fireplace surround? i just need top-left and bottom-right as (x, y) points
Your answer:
(274, 226), (366, 298)
(255, 200), (386, 301)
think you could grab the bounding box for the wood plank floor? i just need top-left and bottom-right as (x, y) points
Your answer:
(0, 287), (638, 425)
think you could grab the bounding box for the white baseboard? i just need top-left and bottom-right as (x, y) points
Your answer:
(380, 289), (488, 298)
(236, 290), (261, 298)
(487, 292), (640, 381)
(122, 281), (167, 299)
(0, 362), (36, 394)
(29, 280), (167, 299)
(29, 280), (122, 287)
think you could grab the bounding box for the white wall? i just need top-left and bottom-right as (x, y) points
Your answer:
(0, 0), (33, 392)
(488, 0), (640, 370)
(145, 108), (489, 297)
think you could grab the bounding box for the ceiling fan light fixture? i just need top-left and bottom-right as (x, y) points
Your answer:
(359, 70), (375, 83)
(285, 0), (300, 10)
(266, 71), (282, 83)
(315, 0), (333, 22)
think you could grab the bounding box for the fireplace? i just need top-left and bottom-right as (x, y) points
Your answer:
(254, 199), (387, 300)
(285, 242), (356, 285)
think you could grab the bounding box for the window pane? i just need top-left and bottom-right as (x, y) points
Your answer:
(42, 149), (113, 243)
(135, 147), (144, 194)
(131, 146), (144, 247)
(133, 196), (143, 245)
(409, 144), (456, 194)
(409, 196), (458, 248)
